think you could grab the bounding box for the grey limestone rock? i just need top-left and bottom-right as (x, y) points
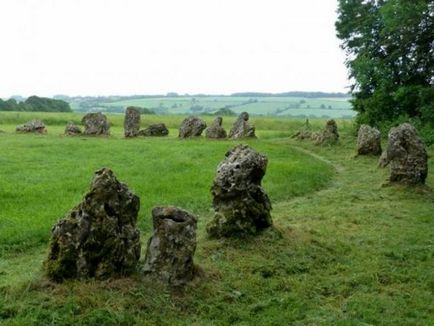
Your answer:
(44, 168), (141, 281)
(124, 107), (141, 137)
(139, 123), (169, 136)
(356, 124), (382, 156)
(16, 120), (47, 133)
(379, 123), (428, 184)
(82, 112), (110, 135)
(314, 119), (339, 145)
(206, 144), (272, 237)
(178, 116), (207, 138)
(64, 122), (82, 135)
(228, 112), (256, 139)
(143, 206), (197, 286)
(206, 116), (227, 139)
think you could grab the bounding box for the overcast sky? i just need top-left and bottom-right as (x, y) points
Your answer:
(0, 0), (349, 97)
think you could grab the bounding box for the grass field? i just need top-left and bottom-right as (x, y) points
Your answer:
(0, 112), (433, 325)
(72, 96), (355, 118)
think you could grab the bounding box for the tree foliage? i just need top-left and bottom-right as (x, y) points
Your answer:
(336, 0), (434, 127)
(0, 96), (72, 112)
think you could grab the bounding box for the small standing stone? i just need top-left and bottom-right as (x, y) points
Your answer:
(139, 123), (169, 136)
(314, 119), (339, 145)
(82, 112), (110, 135)
(379, 123), (428, 184)
(143, 206), (198, 286)
(16, 120), (47, 133)
(64, 122), (82, 135)
(356, 124), (382, 156)
(179, 116), (207, 138)
(206, 144), (272, 237)
(206, 116), (227, 139)
(228, 112), (256, 139)
(124, 107), (141, 137)
(44, 168), (141, 281)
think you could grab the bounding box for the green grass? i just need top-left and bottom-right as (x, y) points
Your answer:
(0, 112), (433, 325)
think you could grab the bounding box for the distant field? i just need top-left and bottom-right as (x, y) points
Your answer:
(80, 96), (355, 118)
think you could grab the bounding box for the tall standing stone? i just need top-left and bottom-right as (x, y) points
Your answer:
(44, 168), (141, 281)
(82, 112), (110, 135)
(379, 123), (428, 184)
(314, 119), (339, 145)
(356, 124), (382, 156)
(228, 112), (256, 139)
(124, 107), (141, 137)
(143, 206), (197, 286)
(206, 144), (272, 237)
(206, 116), (227, 139)
(178, 116), (207, 138)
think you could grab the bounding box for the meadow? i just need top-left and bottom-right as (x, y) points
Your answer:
(0, 112), (433, 325)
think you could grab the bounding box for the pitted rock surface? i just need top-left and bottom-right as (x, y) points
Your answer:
(45, 168), (141, 281)
(379, 123), (428, 184)
(143, 206), (197, 286)
(206, 144), (272, 237)
(314, 119), (339, 145)
(124, 107), (141, 137)
(139, 123), (169, 136)
(64, 122), (82, 135)
(178, 116), (207, 138)
(228, 112), (256, 139)
(16, 120), (47, 133)
(206, 116), (227, 139)
(82, 112), (110, 135)
(356, 124), (382, 156)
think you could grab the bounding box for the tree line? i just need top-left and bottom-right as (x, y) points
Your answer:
(0, 96), (71, 112)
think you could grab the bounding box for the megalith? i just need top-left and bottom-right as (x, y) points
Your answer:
(124, 107), (141, 137)
(314, 119), (339, 145)
(44, 168), (141, 281)
(206, 144), (272, 237)
(379, 123), (428, 184)
(81, 112), (110, 135)
(16, 120), (47, 133)
(356, 124), (382, 156)
(228, 112), (256, 139)
(139, 123), (169, 136)
(64, 122), (82, 135)
(143, 206), (197, 286)
(206, 116), (227, 139)
(178, 116), (207, 138)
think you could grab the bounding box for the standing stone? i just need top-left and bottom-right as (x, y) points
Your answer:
(206, 116), (227, 139)
(315, 119), (339, 145)
(143, 206), (197, 286)
(124, 107), (141, 137)
(206, 144), (272, 237)
(64, 122), (82, 135)
(139, 123), (169, 136)
(82, 112), (110, 135)
(44, 168), (141, 281)
(16, 120), (47, 133)
(178, 116), (207, 138)
(379, 123), (428, 184)
(356, 124), (382, 156)
(228, 112), (256, 139)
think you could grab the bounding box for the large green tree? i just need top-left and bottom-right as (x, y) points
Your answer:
(336, 0), (434, 126)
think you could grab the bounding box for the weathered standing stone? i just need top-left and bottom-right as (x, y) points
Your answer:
(82, 112), (110, 135)
(139, 123), (169, 136)
(45, 168), (141, 281)
(64, 122), (82, 135)
(379, 123), (428, 184)
(314, 119), (339, 145)
(206, 116), (227, 139)
(16, 120), (47, 133)
(206, 144), (272, 237)
(228, 112), (256, 139)
(143, 206), (197, 286)
(178, 116), (207, 138)
(356, 124), (382, 156)
(124, 107), (141, 137)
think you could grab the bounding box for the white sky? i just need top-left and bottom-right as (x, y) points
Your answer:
(0, 0), (349, 97)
